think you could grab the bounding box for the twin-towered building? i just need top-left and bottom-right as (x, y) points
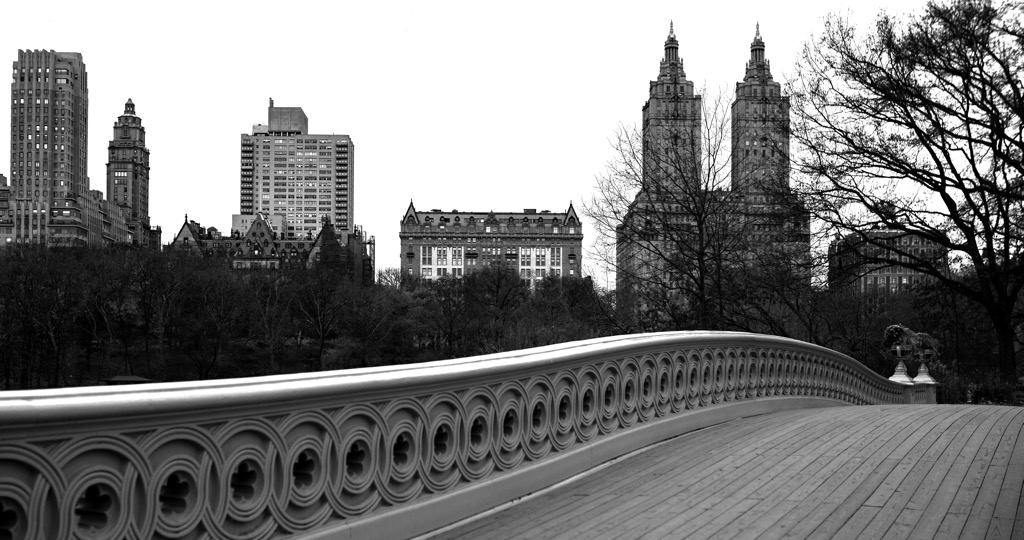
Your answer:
(1, 49), (159, 247)
(617, 24), (810, 307)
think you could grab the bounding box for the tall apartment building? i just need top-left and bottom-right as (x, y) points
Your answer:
(616, 25), (809, 313)
(240, 99), (354, 240)
(400, 202), (583, 285)
(5, 50), (143, 247)
(9, 50), (91, 244)
(731, 24), (790, 193)
(106, 98), (156, 248)
(0, 173), (11, 244)
(641, 21), (702, 194)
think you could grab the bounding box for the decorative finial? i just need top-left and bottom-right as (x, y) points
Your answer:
(185, 213), (188, 222)
(669, 20), (675, 38)
(755, 22), (760, 39)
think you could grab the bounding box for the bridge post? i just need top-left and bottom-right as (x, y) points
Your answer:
(912, 363), (938, 404)
(889, 360), (914, 403)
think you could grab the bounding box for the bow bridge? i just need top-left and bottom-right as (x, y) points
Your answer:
(3, 332), (1017, 539)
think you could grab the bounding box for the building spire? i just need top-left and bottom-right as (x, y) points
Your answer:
(749, 23), (766, 66)
(663, 21), (679, 64)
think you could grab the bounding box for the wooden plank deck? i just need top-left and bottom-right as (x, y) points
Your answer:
(427, 405), (1024, 540)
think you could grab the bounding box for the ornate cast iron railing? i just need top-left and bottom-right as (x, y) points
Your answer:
(0, 332), (935, 540)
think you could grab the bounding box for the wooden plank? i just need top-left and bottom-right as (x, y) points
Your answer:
(860, 407), (988, 538)
(671, 407), (921, 536)
(434, 405), (1024, 540)
(450, 416), (768, 539)
(962, 409), (1024, 539)
(760, 405), (969, 539)
(989, 410), (1024, 540)
(563, 410), (841, 539)
(910, 406), (1019, 540)
(467, 410), (806, 540)
(716, 407), (936, 539)
(708, 408), (901, 540)
(757, 409), (940, 539)
(625, 409), (868, 539)
(828, 505), (879, 540)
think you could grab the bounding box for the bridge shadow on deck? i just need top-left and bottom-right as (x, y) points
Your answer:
(429, 405), (1024, 540)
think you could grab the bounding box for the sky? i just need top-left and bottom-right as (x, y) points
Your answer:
(1, 0), (930, 286)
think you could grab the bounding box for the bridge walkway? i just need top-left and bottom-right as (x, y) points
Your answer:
(429, 405), (1024, 540)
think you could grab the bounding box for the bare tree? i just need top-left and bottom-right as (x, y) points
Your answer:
(790, 0), (1024, 377)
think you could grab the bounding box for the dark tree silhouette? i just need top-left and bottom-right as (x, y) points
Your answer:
(791, 0), (1024, 377)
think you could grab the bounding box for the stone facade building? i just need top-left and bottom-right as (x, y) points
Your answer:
(8, 50), (93, 245)
(828, 229), (948, 295)
(0, 174), (10, 244)
(5, 50), (157, 248)
(106, 99), (159, 248)
(239, 99), (354, 240)
(399, 202), (583, 286)
(169, 212), (375, 284)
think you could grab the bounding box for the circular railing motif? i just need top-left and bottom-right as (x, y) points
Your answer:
(0, 332), (915, 540)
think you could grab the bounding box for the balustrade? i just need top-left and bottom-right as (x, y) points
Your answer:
(0, 331), (934, 540)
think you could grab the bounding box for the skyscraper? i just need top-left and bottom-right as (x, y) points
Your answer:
(615, 24), (809, 324)
(641, 22), (702, 194)
(106, 99), (152, 247)
(730, 24), (790, 193)
(9, 50), (90, 244)
(240, 99), (354, 240)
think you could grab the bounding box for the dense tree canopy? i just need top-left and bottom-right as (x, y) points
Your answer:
(0, 247), (617, 389)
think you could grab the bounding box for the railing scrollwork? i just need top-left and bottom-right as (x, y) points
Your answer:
(0, 331), (935, 540)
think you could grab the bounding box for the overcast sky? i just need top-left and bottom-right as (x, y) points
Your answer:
(1, 0), (928, 284)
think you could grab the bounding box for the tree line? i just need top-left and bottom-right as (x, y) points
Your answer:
(0, 243), (1010, 402)
(0, 246), (618, 389)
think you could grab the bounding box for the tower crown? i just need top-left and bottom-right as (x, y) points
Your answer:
(743, 24), (773, 83)
(749, 23), (766, 65)
(124, 98), (135, 116)
(664, 21), (679, 63)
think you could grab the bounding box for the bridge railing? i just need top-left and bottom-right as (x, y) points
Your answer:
(0, 332), (933, 540)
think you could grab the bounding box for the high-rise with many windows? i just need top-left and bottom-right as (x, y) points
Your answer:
(730, 24), (790, 193)
(106, 98), (155, 248)
(240, 99), (354, 239)
(9, 49), (91, 245)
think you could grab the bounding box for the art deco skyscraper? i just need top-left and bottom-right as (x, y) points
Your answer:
(9, 50), (89, 244)
(106, 99), (152, 247)
(730, 25), (790, 193)
(641, 22), (702, 194)
(240, 99), (354, 240)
